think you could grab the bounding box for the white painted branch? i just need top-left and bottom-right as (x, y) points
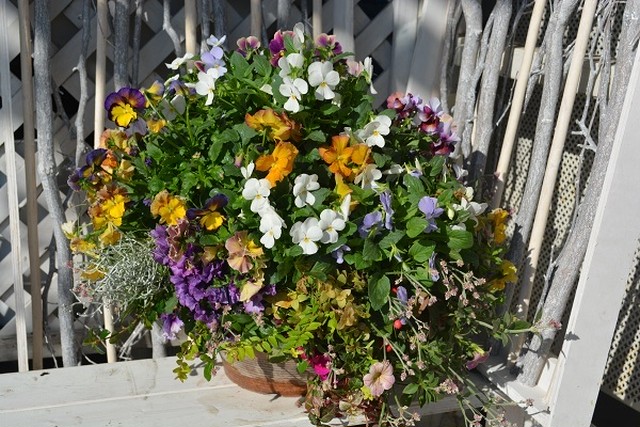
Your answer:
(34, 0), (79, 367)
(454, 0), (482, 158)
(469, 0), (512, 186)
(511, 0), (598, 361)
(1, 0), (29, 373)
(162, 0), (183, 57)
(490, 0), (546, 209)
(185, 0), (198, 55)
(18, 0), (43, 370)
(131, 0), (144, 85)
(439, 1), (461, 113)
(199, 0), (210, 52)
(518, 0), (640, 386)
(212, 0), (226, 40)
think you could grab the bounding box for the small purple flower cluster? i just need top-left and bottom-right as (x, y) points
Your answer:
(151, 220), (274, 331)
(386, 92), (460, 156)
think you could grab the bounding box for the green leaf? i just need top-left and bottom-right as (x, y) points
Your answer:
(233, 123), (257, 144)
(297, 360), (310, 375)
(208, 139), (224, 163)
(363, 238), (382, 261)
(372, 152), (391, 168)
(429, 155), (446, 176)
(446, 228), (474, 250)
(379, 230), (405, 249)
(369, 274), (390, 311)
(252, 54), (272, 77)
(230, 51), (250, 77)
(203, 362), (213, 381)
(409, 241), (435, 263)
(406, 217), (428, 238)
(164, 295), (178, 313)
(310, 261), (331, 280)
(306, 129), (327, 143)
(344, 253), (372, 270)
(402, 383), (420, 395)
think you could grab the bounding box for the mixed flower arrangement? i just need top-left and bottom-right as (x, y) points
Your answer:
(67, 23), (521, 426)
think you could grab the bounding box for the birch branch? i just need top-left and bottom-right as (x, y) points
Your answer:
(163, 0), (183, 58)
(34, 0), (79, 367)
(278, 0), (292, 30)
(454, 0), (482, 158)
(518, 0), (640, 386)
(131, 0), (144, 86)
(469, 0), (513, 187)
(439, 1), (461, 113)
(74, 0), (91, 167)
(212, 0), (227, 40)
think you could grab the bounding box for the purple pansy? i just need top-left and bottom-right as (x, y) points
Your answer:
(160, 313), (184, 341)
(380, 191), (394, 230)
(332, 244), (351, 264)
(359, 211), (383, 238)
(236, 36), (260, 57)
(418, 196), (444, 233)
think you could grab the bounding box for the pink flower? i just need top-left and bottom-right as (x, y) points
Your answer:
(466, 349), (490, 370)
(309, 354), (331, 381)
(363, 361), (395, 397)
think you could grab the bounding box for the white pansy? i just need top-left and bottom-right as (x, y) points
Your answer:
(293, 174), (320, 207)
(354, 164), (382, 190)
(363, 57), (377, 94)
(278, 53), (305, 78)
(241, 162), (255, 179)
(290, 218), (323, 255)
(292, 22), (305, 49)
(279, 77), (309, 113)
(194, 68), (220, 106)
(242, 178), (271, 213)
(383, 164), (404, 175)
(165, 53), (194, 70)
(358, 115), (391, 148)
(452, 188), (487, 224)
(340, 194), (352, 220)
(308, 61), (340, 100)
(205, 34), (226, 47)
(260, 83), (274, 95)
(259, 212), (283, 249)
(318, 209), (346, 244)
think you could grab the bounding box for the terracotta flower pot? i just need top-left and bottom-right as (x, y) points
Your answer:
(222, 352), (308, 397)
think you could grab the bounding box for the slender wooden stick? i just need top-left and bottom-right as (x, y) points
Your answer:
(312, 0), (322, 39)
(490, 0), (546, 209)
(185, 0), (198, 55)
(251, 0), (262, 39)
(17, 0), (43, 371)
(510, 0), (598, 362)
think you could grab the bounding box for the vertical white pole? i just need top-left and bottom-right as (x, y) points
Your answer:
(491, 0), (547, 209)
(312, 0), (322, 39)
(95, 0), (117, 364)
(251, 0), (262, 39)
(0, 0), (29, 372)
(547, 42), (640, 427)
(185, 0), (198, 55)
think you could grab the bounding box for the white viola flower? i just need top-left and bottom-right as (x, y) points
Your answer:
(292, 22), (305, 50)
(359, 115), (391, 148)
(259, 213), (283, 249)
(340, 193), (352, 220)
(383, 164), (404, 175)
(452, 198), (487, 224)
(206, 34), (227, 48)
(293, 173), (320, 207)
(165, 53), (194, 70)
(241, 162), (255, 179)
(308, 61), (340, 100)
(354, 164), (383, 190)
(363, 57), (377, 94)
(280, 77), (309, 113)
(318, 209), (346, 244)
(278, 53), (305, 78)
(290, 218), (323, 255)
(194, 68), (220, 106)
(260, 83), (274, 95)
(242, 178), (271, 213)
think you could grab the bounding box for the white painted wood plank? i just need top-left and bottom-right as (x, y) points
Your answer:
(391, 0), (420, 93)
(546, 43), (640, 427)
(0, 0), (29, 373)
(333, 0), (354, 54)
(406, 0), (450, 98)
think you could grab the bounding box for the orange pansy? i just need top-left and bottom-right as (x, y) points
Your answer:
(255, 141), (299, 186)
